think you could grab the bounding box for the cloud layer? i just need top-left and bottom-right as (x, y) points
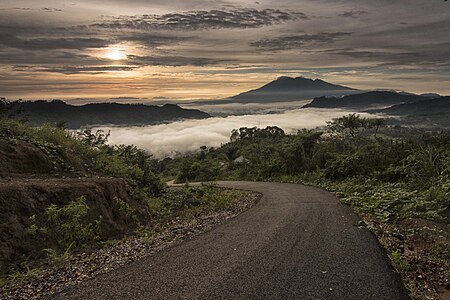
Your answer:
(250, 32), (353, 51)
(93, 108), (373, 158)
(91, 9), (306, 31)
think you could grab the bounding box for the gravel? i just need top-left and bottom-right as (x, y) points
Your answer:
(1, 191), (260, 300)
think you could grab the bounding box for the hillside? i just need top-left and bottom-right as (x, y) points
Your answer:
(0, 118), (253, 298)
(375, 96), (450, 115)
(372, 96), (450, 127)
(6, 100), (210, 128)
(303, 91), (428, 109)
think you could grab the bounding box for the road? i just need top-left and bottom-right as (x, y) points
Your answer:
(52, 181), (409, 300)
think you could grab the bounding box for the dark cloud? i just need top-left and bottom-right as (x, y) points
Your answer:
(0, 33), (110, 50)
(0, 7), (62, 12)
(91, 8), (307, 31)
(0, 50), (106, 65)
(119, 34), (189, 48)
(14, 65), (139, 74)
(250, 32), (353, 51)
(41, 8), (63, 12)
(321, 47), (450, 69)
(0, 7), (32, 11)
(128, 55), (230, 66)
(338, 10), (368, 18)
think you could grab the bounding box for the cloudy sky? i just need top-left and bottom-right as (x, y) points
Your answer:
(1, 0), (449, 101)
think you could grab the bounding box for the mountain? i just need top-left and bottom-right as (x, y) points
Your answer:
(229, 76), (358, 103)
(190, 76), (359, 105)
(370, 96), (450, 127)
(303, 91), (430, 110)
(8, 100), (210, 128)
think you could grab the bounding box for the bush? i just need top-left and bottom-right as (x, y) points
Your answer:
(45, 196), (100, 250)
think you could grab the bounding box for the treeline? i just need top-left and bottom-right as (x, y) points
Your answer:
(163, 114), (449, 222)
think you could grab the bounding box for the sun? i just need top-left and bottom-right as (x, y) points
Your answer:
(104, 48), (127, 61)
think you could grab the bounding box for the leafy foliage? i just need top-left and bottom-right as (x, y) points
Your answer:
(45, 196), (99, 250)
(0, 118), (163, 195)
(161, 114), (449, 300)
(165, 115), (450, 223)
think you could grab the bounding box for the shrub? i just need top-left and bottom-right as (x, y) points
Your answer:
(45, 196), (99, 250)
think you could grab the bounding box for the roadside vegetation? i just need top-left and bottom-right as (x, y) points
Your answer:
(0, 112), (249, 293)
(163, 114), (450, 300)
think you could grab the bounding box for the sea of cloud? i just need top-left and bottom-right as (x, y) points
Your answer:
(182, 100), (311, 116)
(92, 107), (374, 158)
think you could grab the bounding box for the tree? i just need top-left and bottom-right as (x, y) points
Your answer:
(0, 99), (21, 119)
(327, 114), (370, 137)
(368, 118), (386, 135)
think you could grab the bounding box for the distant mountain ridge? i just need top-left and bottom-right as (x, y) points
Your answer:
(191, 76), (359, 105)
(303, 91), (432, 109)
(372, 96), (450, 115)
(8, 100), (210, 128)
(370, 96), (450, 128)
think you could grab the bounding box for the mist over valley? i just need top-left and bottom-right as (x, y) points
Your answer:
(92, 107), (375, 158)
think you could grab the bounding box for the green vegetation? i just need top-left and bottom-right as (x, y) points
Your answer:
(166, 114), (449, 223)
(0, 116), (248, 289)
(1, 107), (448, 299)
(147, 183), (245, 221)
(163, 114), (449, 299)
(0, 117), (164, 194)
(45, 196), (100, 250)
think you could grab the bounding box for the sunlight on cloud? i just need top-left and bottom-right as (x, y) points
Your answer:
(93, 108), (373, 158)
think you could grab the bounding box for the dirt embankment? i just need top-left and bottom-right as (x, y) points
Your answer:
(0, 138), (148, 274)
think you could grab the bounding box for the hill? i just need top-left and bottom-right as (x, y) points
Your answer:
(6, 100), (210, 128)
(372, 96), (450, 127)
(303, 91), (429, 109)
(374, 96), (450, 115)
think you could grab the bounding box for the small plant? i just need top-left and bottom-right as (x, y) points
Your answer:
(27, 222), (39, 236)
(389, 250), (410, 273)
(113, 197), (135, 216)
(136, 227), (158, 246)
(43, 244), (73, 267)
(46, 196), (98, 250)
(26, 215), (48, 236)
(7, 264), (43, 284)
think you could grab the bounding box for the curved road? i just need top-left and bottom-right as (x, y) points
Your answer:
(53, 181), (409, 300)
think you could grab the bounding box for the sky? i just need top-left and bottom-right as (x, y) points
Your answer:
(1, 0), (449, 101)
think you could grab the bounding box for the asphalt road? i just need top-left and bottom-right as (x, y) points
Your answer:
(52, 181), (409, 300)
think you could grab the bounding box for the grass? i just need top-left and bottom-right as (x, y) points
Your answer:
(7, 266), (43, 285)
(146, 184), (246, 223)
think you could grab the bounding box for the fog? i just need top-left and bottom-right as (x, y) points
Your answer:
(182, 100), (311, 116)
(92, 108), (373, 158)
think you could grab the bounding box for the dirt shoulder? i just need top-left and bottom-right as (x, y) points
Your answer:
(1, 185), (260, 300)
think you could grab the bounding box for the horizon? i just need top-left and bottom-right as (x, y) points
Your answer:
(2, 75), (447, 104)
(1, 0), (449, 101)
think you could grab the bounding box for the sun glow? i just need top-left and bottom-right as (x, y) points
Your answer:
(104, 48), (127, 61)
